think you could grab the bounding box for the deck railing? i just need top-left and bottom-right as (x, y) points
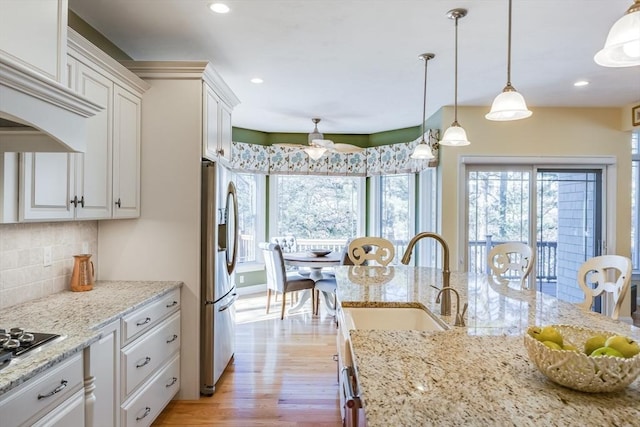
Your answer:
(468, 237), (557, 281)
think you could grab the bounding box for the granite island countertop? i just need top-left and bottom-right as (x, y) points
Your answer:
(0, 280), (182, 395)
(334, 266), (640, 427)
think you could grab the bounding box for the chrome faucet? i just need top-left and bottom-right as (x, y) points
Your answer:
(435, 287), (468, 327)
(401, 232), (452, 315)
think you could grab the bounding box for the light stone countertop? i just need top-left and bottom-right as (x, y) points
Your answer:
(0, 280), (182, 395)
(334, 266), (640, 427)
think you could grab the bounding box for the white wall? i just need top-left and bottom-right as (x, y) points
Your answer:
(98, 77), (203, 400)
(0, 221), (98, 308)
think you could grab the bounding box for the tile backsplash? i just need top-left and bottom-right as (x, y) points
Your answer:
(0, 221), (98, 309)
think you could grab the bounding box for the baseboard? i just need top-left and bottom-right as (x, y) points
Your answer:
(236, 284), (265, 296)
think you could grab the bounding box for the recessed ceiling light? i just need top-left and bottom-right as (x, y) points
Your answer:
(209, 3), (230, 14)
(250, 78), (263, 84)
(574, 80), (590, 87)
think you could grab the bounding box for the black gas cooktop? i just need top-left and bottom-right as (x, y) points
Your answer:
(0, 328), (61, 370)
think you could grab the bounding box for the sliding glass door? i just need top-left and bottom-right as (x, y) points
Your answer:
(466, 164), (603, 305)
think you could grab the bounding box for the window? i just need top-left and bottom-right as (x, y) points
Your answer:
(370, 174), (415, 264)
(632, 132), (639, 271)
(270, 175), (365, 251)
(232, 172), (265, 265)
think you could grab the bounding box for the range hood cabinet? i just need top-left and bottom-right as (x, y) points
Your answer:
(0, 54), (102, 153)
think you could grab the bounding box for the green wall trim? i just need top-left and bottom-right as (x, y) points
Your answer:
(68, 11), (132, 60)
(232, 128), (270, 145)
(369, 126), (421, 146)
(232, 125), (427, 148)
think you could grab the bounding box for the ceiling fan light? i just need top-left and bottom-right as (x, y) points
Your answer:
(304, 146), (327, 160)
(595, 4), (640, 67)
(440, 123), (470, 146)
(486, 89), (532, 121)
(410, 142), (435, 160)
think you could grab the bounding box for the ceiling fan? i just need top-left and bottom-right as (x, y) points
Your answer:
(274, 118), (364, 160)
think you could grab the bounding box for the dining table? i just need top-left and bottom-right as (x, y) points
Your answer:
(283, 250), (342, 313)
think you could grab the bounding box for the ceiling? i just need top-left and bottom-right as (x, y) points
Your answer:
(68, 0), (640, 135)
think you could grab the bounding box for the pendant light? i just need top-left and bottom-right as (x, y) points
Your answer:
(440, 8), (470, 147)
(411, 53), (436, 160)
(486, 0), (532, 121)
(594, 0), (640, 67)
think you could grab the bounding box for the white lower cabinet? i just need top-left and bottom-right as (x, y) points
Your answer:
(32, 389), (85, 427)
(0, 353), (84, 427)
(85, 320), (120, 427)
(119, 293), (181, 426)
(121, 354), (180, 427)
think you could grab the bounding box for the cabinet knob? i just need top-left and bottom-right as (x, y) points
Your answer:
(79, 196), (85, 208)
(70, 196), (78, 207)
(115, 198), (121, 208)
(217, 148), (225, 156)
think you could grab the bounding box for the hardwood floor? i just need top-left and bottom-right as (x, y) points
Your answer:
(152, 292), (342, 426)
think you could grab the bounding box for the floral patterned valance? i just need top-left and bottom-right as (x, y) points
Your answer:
(231, 129), (439, 176)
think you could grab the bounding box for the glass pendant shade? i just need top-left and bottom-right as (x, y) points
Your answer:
(410, 140), (435, 159)
(486, 87), (532, 121)
(440, 123), (470, 146)
(304, 146), (326, 160)
(594, 3), (640, 67)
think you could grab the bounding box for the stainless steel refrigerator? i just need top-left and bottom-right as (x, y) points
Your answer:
(200, 160), (238, 396)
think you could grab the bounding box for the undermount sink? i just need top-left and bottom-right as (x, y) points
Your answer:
(341, 306), (448, 331)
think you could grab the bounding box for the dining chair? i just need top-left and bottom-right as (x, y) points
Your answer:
(347, 237), (395, 266)
(313, 243), (356, 315)
(577, 255), (632, 320)
(260, 242), (315, 319)
(487, 242), (535, 289)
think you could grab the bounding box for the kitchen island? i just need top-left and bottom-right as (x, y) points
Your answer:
(334, 266), (640, 427)
(0, 280), (182, 396)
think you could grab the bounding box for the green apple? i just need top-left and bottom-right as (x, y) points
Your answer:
(531, 326), (563, 347)
(590, 346), (625, 358)
(563, 344), (579, 352)
(604, 335), (640, 359)
(584, 334), (608, 356)
(542, 340), (563, 350)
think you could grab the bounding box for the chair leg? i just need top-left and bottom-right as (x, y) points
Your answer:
(266, 288), (272, 314)
(280, 292), (287, 320)
(315, 290), (320, 315)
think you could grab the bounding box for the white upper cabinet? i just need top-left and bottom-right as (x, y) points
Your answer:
(201, 66), (239, 165)
(0, 0), (67, 82)
(112, 85), (141, 218)
(13, 30), (148, 223)
(20, 152), (75, 221)
(73, 59), (113, 219)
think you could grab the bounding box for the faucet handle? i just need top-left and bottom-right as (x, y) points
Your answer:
(430, 285), (441, 291)
(461, 302), (468, 318)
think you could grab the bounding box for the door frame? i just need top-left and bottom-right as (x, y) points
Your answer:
(458, 155), (617, 274)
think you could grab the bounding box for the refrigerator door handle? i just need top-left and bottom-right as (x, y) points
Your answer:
(218, 293), (238, 312)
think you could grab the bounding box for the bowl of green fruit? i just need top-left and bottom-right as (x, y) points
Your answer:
(524, 324), (640, 392)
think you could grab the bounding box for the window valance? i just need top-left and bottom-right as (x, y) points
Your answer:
(231, 129), (439, 176)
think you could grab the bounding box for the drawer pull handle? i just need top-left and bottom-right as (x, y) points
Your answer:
(166, 301), (178, 308)
(136, 317), (151, 326)
(166, 377), (178, 388)
(136, 356), (151, 368)
(37, 380), (68, 400)
(136, 407), (151, 421)
(166, 334), (178, 344)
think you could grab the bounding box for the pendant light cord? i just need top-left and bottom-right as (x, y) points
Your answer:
(454, 15), (459, 124)
(506, 0), (512, 87)
(421, 57), (428, 143)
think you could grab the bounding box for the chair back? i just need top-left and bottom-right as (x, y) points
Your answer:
(487, 242), (535, 289)
(260, 242), (286, 293)
(270, 235), (297, 253)
(347, 237), (395, 266)
(577, 255), (632, 320)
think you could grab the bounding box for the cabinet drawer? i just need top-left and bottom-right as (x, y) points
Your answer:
(121, 354), (180, 427)
(0, 353), (83, 427)
(121, 288), (180, 345)
(122, 311), (180, 397)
